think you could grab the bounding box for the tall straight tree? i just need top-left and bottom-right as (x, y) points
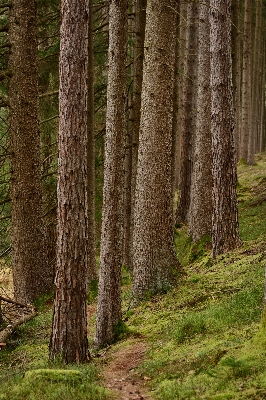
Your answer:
(87, 0), (97, 283)
(132, 0), (183, 301)
(175, 1), (198, 224)
(94, 0), (128, 347)
(123, 0), (146, 270)
(49, 0), (89, 363)
(210, 0), (242, 257)
(188, 0), (212, 242)
(9, 0), (51, 303)
(239, 0), (252, 163)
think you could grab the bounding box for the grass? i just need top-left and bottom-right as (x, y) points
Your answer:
(1, 152), (266, 399)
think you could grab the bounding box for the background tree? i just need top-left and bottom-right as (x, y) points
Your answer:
(210, 0), (242, 257)
(239, 0), (252, 163)
(87, 0), (97, 283)
(94, 0), (128, 347)
(8, 0), (51, 304)
(175, 1), (198, 224)
(188, 0), (212, 242)
(49, 0), (89, 363)
(132, 0), (183, 301)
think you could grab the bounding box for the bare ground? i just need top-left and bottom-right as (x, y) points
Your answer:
(100, 339), (153, 400)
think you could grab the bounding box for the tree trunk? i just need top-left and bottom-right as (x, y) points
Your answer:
(49, 0), (89, 364)
(94, 0), (128, 347)
(87, 0), (97, 283)
(231, 0), (243, 159)
(132, 0), (183, 301)
(188, 0), (212, 242)
(8, 0), (51, 304)
(210, 0), (242, 257)
(240, 0), (253, 163)
(175, 1), (198, 224)
(123, 0), (146, 271)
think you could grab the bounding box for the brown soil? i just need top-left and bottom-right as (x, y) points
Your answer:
(100, 339), (153, 400)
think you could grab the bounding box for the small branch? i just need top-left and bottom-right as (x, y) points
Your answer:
(0, 295), (29, 308)
(0, 309), (37, 344)
(0, 70), (11, 81)
(39, 90), (59, 99)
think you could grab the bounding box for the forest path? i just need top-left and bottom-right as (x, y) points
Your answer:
(101, 339), (153, 400)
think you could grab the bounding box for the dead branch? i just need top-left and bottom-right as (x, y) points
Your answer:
(0, 308), (37, 344)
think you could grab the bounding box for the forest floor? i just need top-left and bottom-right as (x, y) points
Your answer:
(1, 153), (266, 399)
(101, 339), (152, 400)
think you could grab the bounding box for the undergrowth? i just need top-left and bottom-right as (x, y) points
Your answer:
(1, 153), (266, 399)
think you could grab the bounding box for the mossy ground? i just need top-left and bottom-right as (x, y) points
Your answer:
(1, 153), (266, 399)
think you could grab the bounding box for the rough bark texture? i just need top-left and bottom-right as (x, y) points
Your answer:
(188, 0), (212, 242)
(240, 0), (252, 163)
(171, 2), (180, 204)
(49, 0), (89, 364)
(210, 0), (242, 257)
(176, 1), (198, 224)
(175, 2), (187, 189)
(9, 0), (51, 304)
(94, 0), (128, 347)
(87, 0), (98, 282)
(250, 0), (262, 161)
(231, 0), (243, 159)
(132, 0), (183, 301)
(123, 0), (146, 271)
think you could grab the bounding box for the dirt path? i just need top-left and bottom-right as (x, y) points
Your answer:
(101, 339), (153, 400)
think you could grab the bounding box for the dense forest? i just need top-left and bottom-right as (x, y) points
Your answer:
(1, 0), (266, 399)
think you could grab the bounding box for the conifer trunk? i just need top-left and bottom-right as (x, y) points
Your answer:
(9, 0), (51, 303)
(94, 0), (128, 347)
(210, 0), (242, 257)
(132, 0), (183, 301)
(49, 0), (89, 364)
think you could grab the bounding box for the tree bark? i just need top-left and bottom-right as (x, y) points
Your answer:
(175, 1), (198, 224)
(94, 0), (128, 347)
(87, 0), (98, 283)
(210, 0), (242, 257)
(188, 0), (212, 242)
(49, 0), (89, 364)
(239, 0), (252, 163)
(123, 0), (146, 271)
(132, 0), (183, 301)
(8, 0), (52, 304)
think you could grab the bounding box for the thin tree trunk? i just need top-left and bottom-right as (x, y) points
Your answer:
(175, 2), (187, 189)
(132, 0), (183, 301)
(87, 0), (97, 283)
(49, 0), (89, 364)
(188, 0), (212, 242)
(210, 0), (242, 257)
(126, 0), (146, 271)
(176, 1), (198, 224)
(9, 0), (51, 304)
(94, 0), (128, 347)
(240, 0), (252, 163)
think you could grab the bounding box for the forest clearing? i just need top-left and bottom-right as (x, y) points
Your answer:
(0, 153), (266, 399)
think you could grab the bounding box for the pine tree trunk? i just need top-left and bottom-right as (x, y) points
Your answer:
(240, 0), (253, 163)
(9, 0), (51, 304)
(124, 0), (146, 271)
(232, 0), (243, 159)
(132, 0), (183, 301)
(175, 2), (187, 189)
(188, 0), (212, 242)
(94, 0), (128, 347)
(210, 0), (242, 257)
(87, 0), (97, 283)
(49, 0), (89, 364)
(175, 1), (198, 224)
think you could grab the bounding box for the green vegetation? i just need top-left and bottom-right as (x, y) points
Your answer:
(1, 153), (266, 399)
